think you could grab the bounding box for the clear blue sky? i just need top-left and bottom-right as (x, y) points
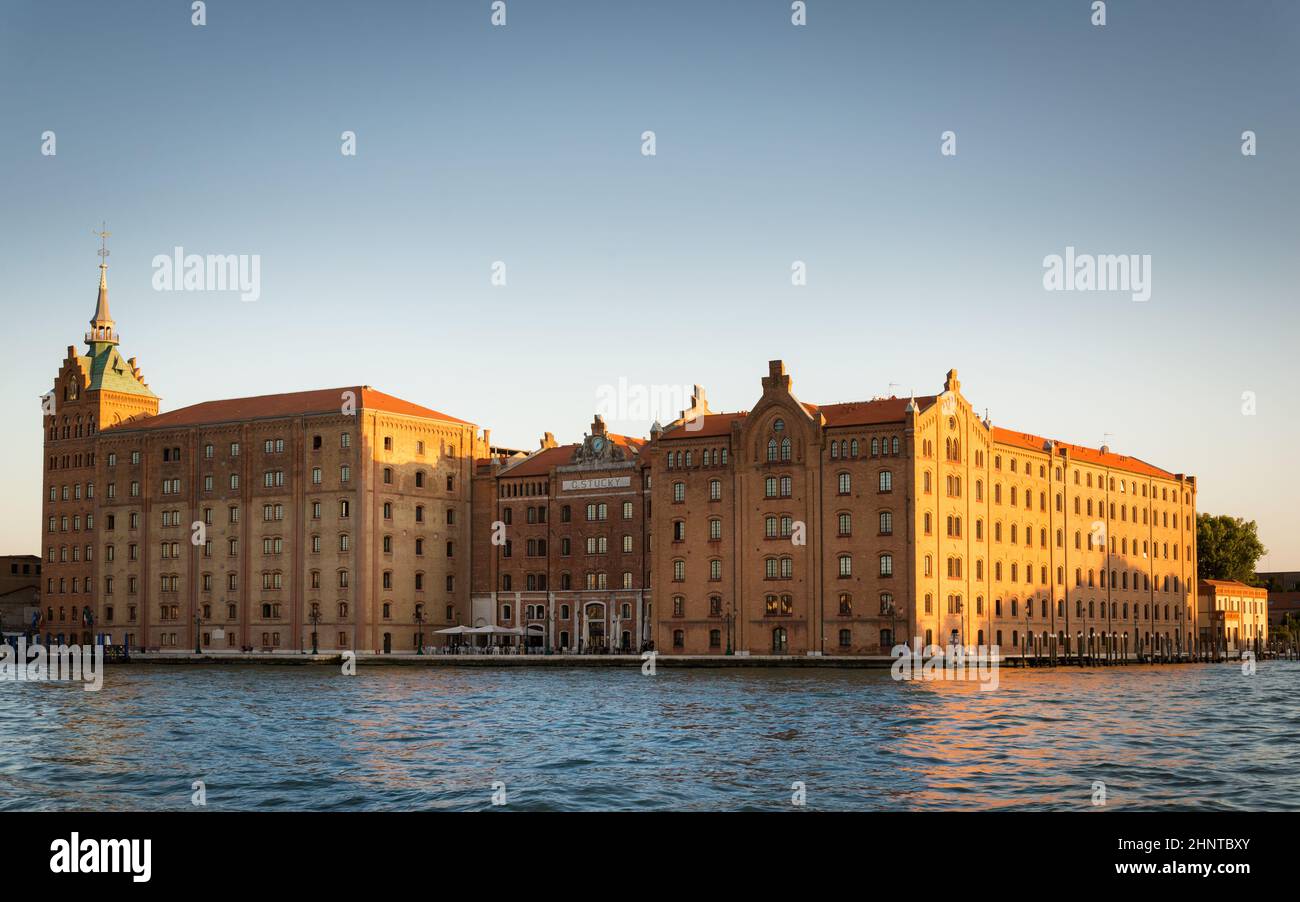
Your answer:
(1, 1), (1297, 566)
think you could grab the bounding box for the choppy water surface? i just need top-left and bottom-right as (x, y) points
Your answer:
(0, 661), (1295, 811)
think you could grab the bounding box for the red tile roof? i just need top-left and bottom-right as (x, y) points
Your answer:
(498, 444), (580, 478)
(102, 386), (474, 433)
(659, 396), (932, 441)
(991, 427), (1175, 480)
(810, 396), (937, 427)
(1200, 579), (1267, 593)
(608, 433), (645, 451)
(658, 412), (748, 440)
(497, 432), (645, 478)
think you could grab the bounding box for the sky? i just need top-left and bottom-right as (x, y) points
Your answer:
(0, 0), (1296, 565)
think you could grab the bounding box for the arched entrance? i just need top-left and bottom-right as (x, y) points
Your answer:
(584, 602), (606, 652)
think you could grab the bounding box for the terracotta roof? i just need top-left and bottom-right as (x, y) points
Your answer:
(658, 412), (748, 440)
(991, 427), (1175, 480)
(811, 396), (936, 427)
(608, 433), (645, 451)
(1200, 579), (1267, 593)
(497, 431), (645, 478)
(102, 386), (474, 433)
(498, 444), (580, 478)
(659, 395), (934, 441)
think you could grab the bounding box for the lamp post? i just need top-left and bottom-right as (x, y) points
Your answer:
(194, 614), (202, 655)
(415, 607), (425, 655)
(309, 605), (320, 656)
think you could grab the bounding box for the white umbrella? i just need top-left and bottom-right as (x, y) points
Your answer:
(436, 626), (471, 634)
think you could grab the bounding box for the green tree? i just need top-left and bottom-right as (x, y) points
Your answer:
(1196, 513), (1267, 584)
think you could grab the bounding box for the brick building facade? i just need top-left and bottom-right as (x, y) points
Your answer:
(471, 416), (648, 652)
(40, 265), (1201, 658)
(642, 361), (1200, 659)
(42, 265), (483, 652)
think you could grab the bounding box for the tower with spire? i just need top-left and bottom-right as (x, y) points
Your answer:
(61, 226), (159, 417)
(40, 229), (160, 645)
(86, 224), (118, 345)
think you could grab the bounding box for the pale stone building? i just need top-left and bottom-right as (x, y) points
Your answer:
(1198, 579), (1268, 654)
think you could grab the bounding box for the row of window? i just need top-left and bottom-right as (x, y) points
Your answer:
(668, 471), (895, 504)
(48, 483), (94, 501)
(501, 533), (639, 559)
(829, 436), (901, 459)
(47, 451), (95, 470)
(501, 571), (638, 591)
(47, 513), (94, 532)
(108, 434), (356, 469)
(666, 554), (899, 583)
(101, 570), (457, 595)
(667, 592), (899, 619)
(665, 447), (730, 469)
(500, 501), (636, 524)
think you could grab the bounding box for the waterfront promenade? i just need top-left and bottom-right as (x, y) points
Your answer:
(105, 649), (1269, 668)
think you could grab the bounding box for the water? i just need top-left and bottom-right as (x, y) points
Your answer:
(1, 661), (1295, 811)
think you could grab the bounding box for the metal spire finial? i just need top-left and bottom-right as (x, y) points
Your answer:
(93, 222), (111, 279)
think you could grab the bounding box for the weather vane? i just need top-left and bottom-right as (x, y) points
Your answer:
(93, 221), (110, 268)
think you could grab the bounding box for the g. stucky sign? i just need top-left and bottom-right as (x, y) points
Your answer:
(562, 477), (631, 492)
